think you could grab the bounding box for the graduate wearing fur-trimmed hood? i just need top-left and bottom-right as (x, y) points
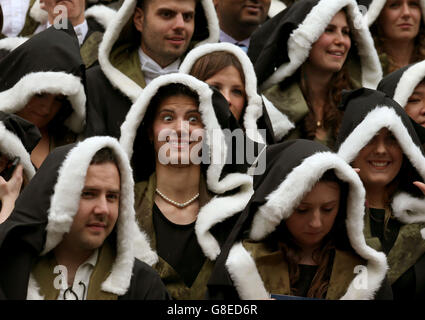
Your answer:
(0, 24), (86, 169)
(119, 73), (254, 299)
(206, 139), (390, 300)
(0, 136), (169, 300)
(335, 87), (425, 300)
(180, 42), (294, 145)
(84, 0), (219, 139)
(247, 0), (381, 149)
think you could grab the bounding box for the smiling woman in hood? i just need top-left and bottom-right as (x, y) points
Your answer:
(205, 139), (389, 300)
(84, 0), (219, 140)
(247, 0), (381, 149)
(0, 25), (86, 169)
(0, 136), (169, 300)
(335, 87), (425, 300)
(119, 73), (255, 299)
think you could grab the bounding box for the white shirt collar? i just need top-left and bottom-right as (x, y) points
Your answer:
(73, 20), (89, 47)
(138, 48), (180, 85)
(45, 20), (88, 47)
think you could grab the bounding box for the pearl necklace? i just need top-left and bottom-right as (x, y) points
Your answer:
(155, 188), (200, 208)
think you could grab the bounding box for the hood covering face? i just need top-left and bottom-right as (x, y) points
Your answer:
(217, 140), (388, 299)
(377, 60), (425, 109)
(98, 0), (220, 102)
(248, 0), (382, 91)
(0, 25), (86, 134)
(179, 42), (294, 144)
(362, 0), (425, 26)
(119, 73), (254, 260)
(7, 136), (157, 298)
(0, 112), (41, 180)
(336, 88), (425, 224)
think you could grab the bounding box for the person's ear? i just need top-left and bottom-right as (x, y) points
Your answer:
(133, 7), (144, 33)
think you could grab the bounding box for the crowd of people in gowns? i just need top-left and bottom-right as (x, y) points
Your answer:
(0, 0), (424, 301)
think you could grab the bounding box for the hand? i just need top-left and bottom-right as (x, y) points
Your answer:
(0, 165), (23, 223)
(413, 181), (425, 196)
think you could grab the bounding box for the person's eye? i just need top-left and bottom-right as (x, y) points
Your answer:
(232, 88), (244, 96)
(408, 97), (421, 103)
(295, 207), (308, 214)
(342, 28), (351, 36)
(325, 26), (335, 33)
(322, 207), (335, 213)
(160, 10), (174, 19)
(188, 115), (200, 123)
(163, 115), (173, 121)
(81, 191), (95, 198)
(107, 193), (120, 202)
(183, 12), (194, 22)
(409, 1), (420, 8)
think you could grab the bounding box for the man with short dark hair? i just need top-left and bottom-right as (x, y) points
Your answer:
(0, 137), (170, 300)
(84, 0), (219, 139)
(213, 0), (271, 52)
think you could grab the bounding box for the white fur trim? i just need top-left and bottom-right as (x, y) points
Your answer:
(0, 37), (29, 52)
(26, 273), (44, 300)
(85, 4), (117, 29)
(196, 182), (254, 260)
(392, 192), (425, 224)
(42, 137), (156, 295)
(261, 0), (381, 91)
(262, 95), (294, 141)
(366, 0), (425, 26)
(392, 60), (425, 108)
(225, 242), (269, 300)
(29, 0), (49, 24)
(268, 0), (286, 18)
(337, 106), (425, 181)
(180, 42), (267, 144)
(0, 72), (86, 133)
(245, 152), (387, 300)
(421, 228), (425, 239)
(0, 122), (36, 181)
(98, 0), (219, 102)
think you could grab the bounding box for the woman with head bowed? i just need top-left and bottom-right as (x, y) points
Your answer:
(363, 0), (425, 75)
(248, 0), (381, 149)
(335, 88), (425, 300)
(205, 139), (390, 300)
(119, 73), (255, 299)
(180, 42), (294, 145)
(0, 25), (86, 169)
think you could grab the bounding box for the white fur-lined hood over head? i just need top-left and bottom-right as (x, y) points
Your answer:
(179, 42), (294, 144)
(119, 73), (254, 261)
(224, 139), (388, 300)
(336, 88), (425, 224)
(249, 0), (382, 91)
(26, 137), (157, 299)
(0, 26), (87, 133)
(98, 0), (219, 102)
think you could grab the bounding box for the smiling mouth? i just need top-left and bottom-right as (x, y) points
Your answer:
(368, 161), (391, 170)
(328, 50), (345, 57)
